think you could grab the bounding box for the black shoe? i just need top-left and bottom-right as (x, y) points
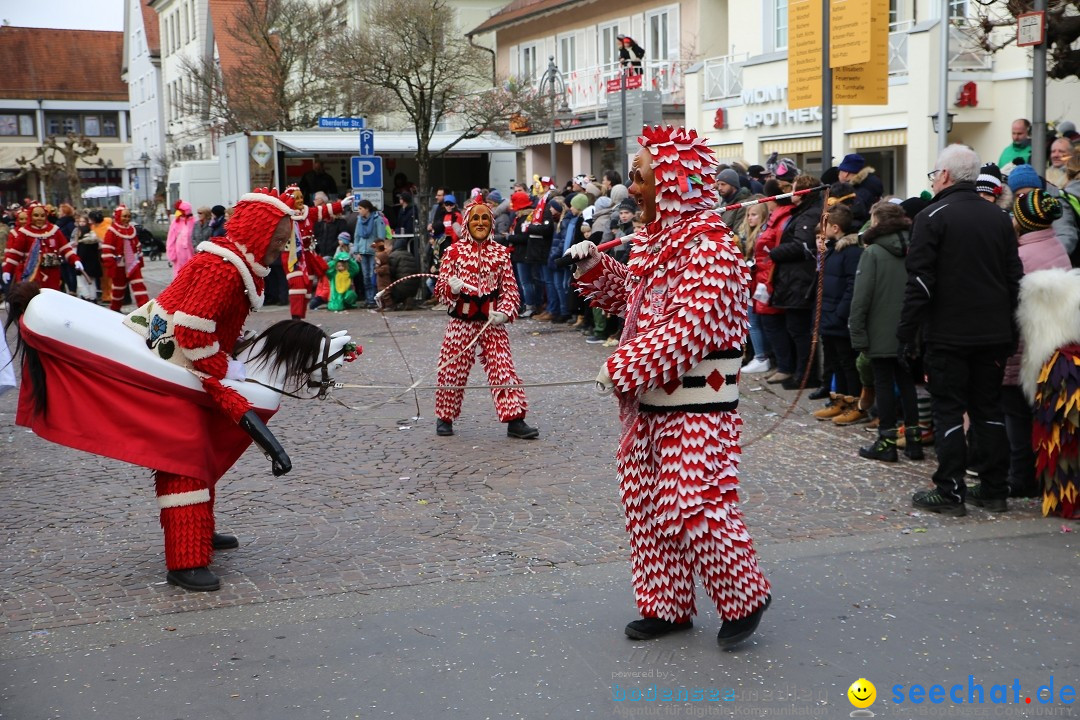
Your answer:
(967, 483), (1008, 512)
(912, 489), (967, 517)
(717, 595), (771, 649)
(436, 419), (454, 436)
(859, 431), (898, 463)
(903, 429), (925, 461)
(625, 617), (693, 640)
(212, 532), (239, 550)
(506, 418), (539, 439)
(808, 385), (830, 400)
(166, 567), (221, 592)
(780, 377), (802, 391)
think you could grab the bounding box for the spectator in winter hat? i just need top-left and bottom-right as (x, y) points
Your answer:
(1007, 161), (1078, 257)
(838, 153), (884, 208)
(773, 158), (800, 183)
(716, 167), (752, 229)
(975, 173), (1003, 203)
(1007, 162), (1043, 194)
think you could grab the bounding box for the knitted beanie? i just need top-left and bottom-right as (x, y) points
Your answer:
(717, 168), (740, 188)
(1013, 190), (1062, 234)
(1007, 163), (1042, 192)
(975, 174), (1002, 197)
(570, 193), (590, 212)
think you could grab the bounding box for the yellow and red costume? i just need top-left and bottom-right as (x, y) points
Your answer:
(574, 127), (771, 629)
(100, 206), (148, 311)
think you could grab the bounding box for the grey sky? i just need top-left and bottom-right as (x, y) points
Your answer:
(1, 0), (124, 32)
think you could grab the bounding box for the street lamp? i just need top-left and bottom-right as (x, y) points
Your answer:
(537, 57), (569, 183)
(139, 152), (151, 210)
(929, 112), (955, 134)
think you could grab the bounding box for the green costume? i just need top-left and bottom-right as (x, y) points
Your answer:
(327, 251), (359, 312)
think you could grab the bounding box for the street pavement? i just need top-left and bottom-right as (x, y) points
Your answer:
(1, 258), (1075, 719)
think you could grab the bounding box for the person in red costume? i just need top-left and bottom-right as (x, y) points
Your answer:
(284, 185), (350, 320)
(433, 201), (538, 440)
(2, 203), (82, 291)
(100, 205), (149, 312)
(124, 188), (298, 591)
(568, 126), (771, 648)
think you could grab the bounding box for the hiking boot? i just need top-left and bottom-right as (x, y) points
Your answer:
(533, 311), (552, 322)
(903, 427), (925, 461)
(766, 372), (791, 385)
(166, 567), (221, 592)
(624, 617), (693, 640)
(717, 595), (771, 649)
(812, 394), (847, 420)
(912, 489), (966, 517)
(967, 483), (1008, 513)
(808, 385), (831, 400)
(436, 419), (454, 436)
(859, 430), (898, 462)
(212, 532), (239, 550)
(506, 418), (539, 439)
(832, 398), (869, 426)
(571, 314), (587, 328)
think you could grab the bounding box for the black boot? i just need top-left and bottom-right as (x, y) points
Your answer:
(506, 417), (539, 439)
(903, 427), (925, 461)
(859, 429), (898, 462)
(808, 385), (830, 400)
(625, 617), (693, 640)
(166, 567), (221, 592)
(717, 595), (771, 648)
(436, 419), (454, 436)
(212, 532), (239, 550)
(239, 410), (291, 476)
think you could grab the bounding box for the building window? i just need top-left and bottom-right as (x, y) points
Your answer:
(948, 0), (968, 19)
(598, 23), (620, 69)
(520, 44), (539, 83)
(84, 116), (101, 136)
(775, 0), (789, 51)
(0, 113), (35, 136)
(44, 113), (119, 137)
(646, 9), (670, 61)
(558, 34), (577, 74)
(103, 116), (118, 137)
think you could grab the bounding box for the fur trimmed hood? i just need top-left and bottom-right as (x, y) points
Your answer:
(847, 166), (877, 186)
(1017, 268), (1080, 402)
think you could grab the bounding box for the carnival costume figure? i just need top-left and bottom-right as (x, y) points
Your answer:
(100, 205), (149, 311)
(434, 201), (538, 440)
(2, 203), (82, 292)
(285, 186), (349, 320)
(568, 126), (771, 648)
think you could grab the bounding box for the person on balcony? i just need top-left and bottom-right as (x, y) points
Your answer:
(617, 34), (645, 76)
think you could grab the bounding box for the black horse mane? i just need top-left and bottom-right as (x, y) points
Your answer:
(4, 281), (46, 413)
(243, 320), (329, 393)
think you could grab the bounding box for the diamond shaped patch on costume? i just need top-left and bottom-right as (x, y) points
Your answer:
(707, 369), (726, 391)
(663, 378), (681, 395)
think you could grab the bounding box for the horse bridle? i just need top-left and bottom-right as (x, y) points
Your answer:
(304, 339), (347, 399)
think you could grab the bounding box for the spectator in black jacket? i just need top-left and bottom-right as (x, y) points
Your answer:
(898, 143), (1023, 517)
(838, 154), (885, 209)
(209, 205), (227, 237)
(396, 191), (417, 238)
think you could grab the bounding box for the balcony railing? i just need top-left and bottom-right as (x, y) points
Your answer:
(703, 54), (748, 101)
(888, 20), (914, 75)
(531, 59), (685, 114)
(948, 22), (993, 71)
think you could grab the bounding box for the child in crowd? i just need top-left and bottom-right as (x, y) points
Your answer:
(737, 201), (772, 372)
(327, 246), (360, 312)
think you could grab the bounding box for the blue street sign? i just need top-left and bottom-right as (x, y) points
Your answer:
(350, 156), (383, 189)
(318, 117), (366, 129)
(359, 129), (374, 156)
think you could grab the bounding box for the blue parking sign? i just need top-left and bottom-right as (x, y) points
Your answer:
(350, 156), (383, 189)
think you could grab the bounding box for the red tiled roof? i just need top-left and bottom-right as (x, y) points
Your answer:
(142, 0), (161, 56)
(468, 0), (591, 36)
(0, 26), (127, 101)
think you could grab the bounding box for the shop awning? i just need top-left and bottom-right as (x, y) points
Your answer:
(515, 124), (610, 147)
(847, 128), (909, 149)
(272, 130), (520, 154)
(709, 143), (746, 162)
(761, 136), (822, 155)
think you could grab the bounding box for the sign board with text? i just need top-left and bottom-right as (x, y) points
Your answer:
(788, 0), (823, 109)
(319, 117), (366, 129)
(1016, 12), (1045, 46)
(829, 0), (872, 68)
(606, 90), (662, 138)
(359, 129), (374, 156)
(353, 188), (384, 211)
(606, 74), (643, 93)
(832, 0), (889, 105)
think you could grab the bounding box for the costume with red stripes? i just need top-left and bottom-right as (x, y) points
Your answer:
(285, 189), (344, 319)
(574, 126), (770, 625)
(101, 206), (148, 311)
(125, 189), (295, 572)
(2, 204), (79, 291)
(434, 202), (527, 424)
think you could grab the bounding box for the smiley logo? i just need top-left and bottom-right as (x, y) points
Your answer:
(848, 678), (877, 709)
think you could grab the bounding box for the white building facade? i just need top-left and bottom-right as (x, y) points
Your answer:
(123, 0), (168, 210)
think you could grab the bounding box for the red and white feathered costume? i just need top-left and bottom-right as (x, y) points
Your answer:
(434, 203), (528, 424)
(574, 127), (770, 624)
(286, 190), (344, 319)
(101, 206), (148, 311)
(124, 189), (295, 572)
(2, 206), (79, 292)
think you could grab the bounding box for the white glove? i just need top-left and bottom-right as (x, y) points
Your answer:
(75, 261), (84, 272)
(225, 359), (246, 382)
(595, 364), (614, 395)
(752, 283), (771, 304)
(447, 277), (465, 294)
(1, 272), (10, 285)
(342, 195), (353, 209)
(565, 241), (599, 261)
(488, 310), (508, 325)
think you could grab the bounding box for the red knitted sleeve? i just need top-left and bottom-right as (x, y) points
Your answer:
(100, 228), (118, 272)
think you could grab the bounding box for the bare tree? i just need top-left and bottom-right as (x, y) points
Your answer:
(180, 0), (385, 134)
(966, 0), (1080, 80)
(15, 133), (103, 204)
(323, 0), (547, 232)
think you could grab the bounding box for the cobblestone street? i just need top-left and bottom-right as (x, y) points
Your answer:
(0, 259), (1047, 636)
